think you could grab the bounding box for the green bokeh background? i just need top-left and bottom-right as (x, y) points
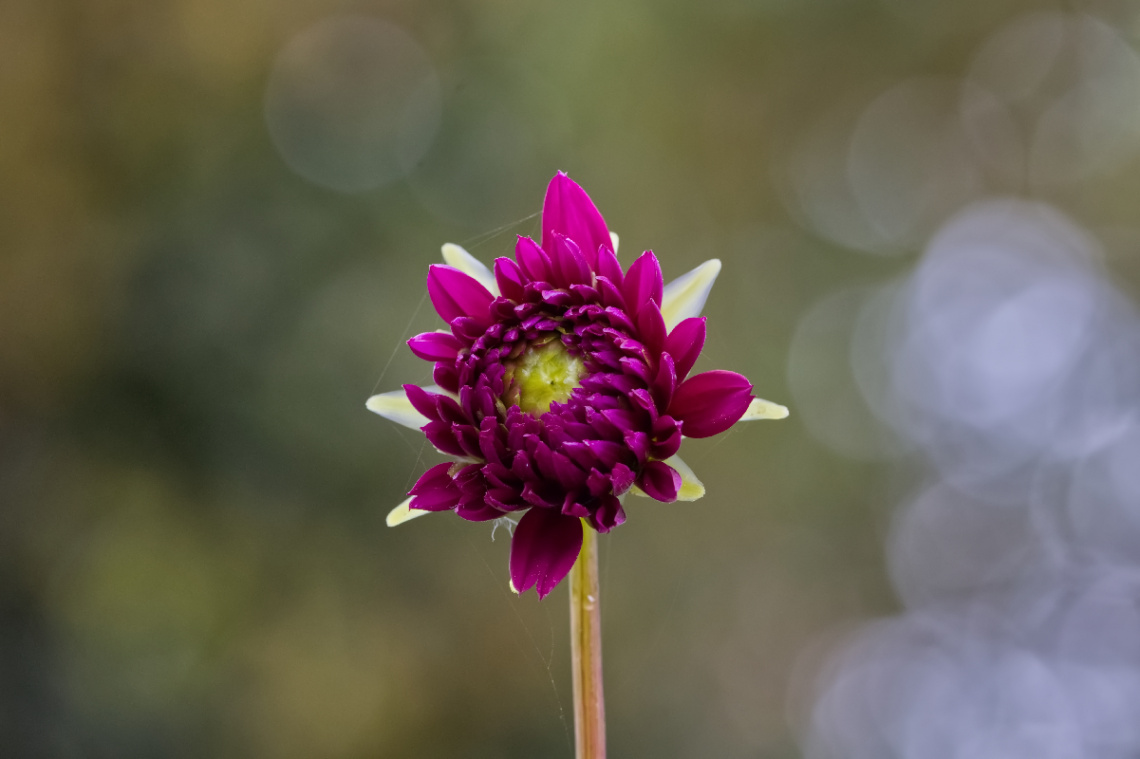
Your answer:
(4, 0), (1140, 756)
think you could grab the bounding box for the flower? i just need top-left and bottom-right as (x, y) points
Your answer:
(368, 173), (787, 598)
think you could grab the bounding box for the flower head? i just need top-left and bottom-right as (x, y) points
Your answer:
(369, 173), (787, 598)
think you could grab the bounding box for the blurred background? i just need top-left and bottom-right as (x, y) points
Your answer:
(5, 0), (1140, 756)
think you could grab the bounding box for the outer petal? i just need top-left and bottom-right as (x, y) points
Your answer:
(664, 455), (705, 500)
(738, 397), (790, 421)
(427, 265), (495, 326)
(670, 370), (753, 438)
(515, 236), (552, 283)
(409, 463), (462, 511)
(635, 300), (667, 356)
(441, 243), (499, 296)
(638, 460), (681, 502)
(624, 251), (664, 308)
(596, 244), (624, 285)
(494, 257), (527, 301)
(541, 172), (611, 270)
(366, 384), (456, 429)
(509, 508), (584, 599)
(664, 317), (706, 381)
(649, 353), (676, 409)
(386, 496), (433, 527)
(551, 233), (592, 287)
(630, 455), (703, 501)
(407, 330), (462, 362)
(366, 387), (430, 429)
(661, 259), (721, 332)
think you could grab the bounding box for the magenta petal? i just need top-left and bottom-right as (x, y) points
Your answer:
(509, 507), (584, 599)
(494, 257), (527, 301)
(650, 353), (676, 409)
(637, 460), (681, 502)
(423, 420), (466, 456)
(541, 172), (610, 271)
(596, 245), (623, 285)
(515, 236), (552, 282)
(623, 251), (664, 308)
(456, 496), (503, 521)
(434, 363), (459, 394)
(595, 276), (626, 310)
(407, 332), (462, 362)
(590, 493), (625, 533)
(552, 234), (592, 287)
(609, 462), (636, 494)
(636, 300), (667, 356)
(403, 383), (442, 421)
(427, 265), (494, 326)
(669, 370), (754, 438)
(664, 317), (706, 381)
(409, 463), (462, 511)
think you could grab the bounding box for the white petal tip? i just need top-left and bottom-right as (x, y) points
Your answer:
(509, 578), (519, 594)
(609, 231), (620, 254)
(740, 398), (790, 421)
(366, 389), (430, 430)
(666, 455), (705, 501)
(386, 497), (430, 527)
(661, 258), (723, 331)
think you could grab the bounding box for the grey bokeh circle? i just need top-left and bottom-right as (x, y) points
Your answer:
(264, 16), (442, 193)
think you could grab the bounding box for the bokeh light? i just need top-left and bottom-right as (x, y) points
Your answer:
(264, 16), (441, 193)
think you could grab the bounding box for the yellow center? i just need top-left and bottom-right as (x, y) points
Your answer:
(508, 339), (585, 416)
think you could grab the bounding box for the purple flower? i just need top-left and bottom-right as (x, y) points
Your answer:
(368, 173), (787, 598)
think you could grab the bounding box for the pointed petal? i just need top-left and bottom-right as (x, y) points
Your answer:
(409, 462), (462, 511)
(590, 493), (626, 533)
(661, 259), (721, 332)
(402, 383), (443, 421)
(515, 236), (552, 282)
(427, 265), (495, 326)
(596, 244), (623, 284)
(366, 388), (429, 429)
(509, 508), (583, 599)
(441, 243), (499, 296)
(650, 352), (676, 409)
(670, 370), (753, 438)
(407, 330), (463, 362)
(635, 300), (666, 356)
(551, 234), (592, 287)
(494, 257), (526, 301)
(623, 251), (664, 308)
(609, 231), (620, 254)
(738, 397), (790, 421)
(664, 317), (706, 381)
(366, 384), (456, 429)
(386, 496), (433, 527)
(637, 460), (681, 502)
(663, 455), (704, 501)
(541, 172), (610, 270)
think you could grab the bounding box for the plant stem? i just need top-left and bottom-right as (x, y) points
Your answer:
(569, 522), (606, 759)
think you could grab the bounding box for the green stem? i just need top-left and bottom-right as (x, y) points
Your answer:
(569, 521), (606, 759)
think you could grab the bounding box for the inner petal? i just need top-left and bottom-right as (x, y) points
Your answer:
(506, 338), (585, 416)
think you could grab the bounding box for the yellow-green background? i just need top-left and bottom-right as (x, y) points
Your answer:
(5, 0), (1140, 757)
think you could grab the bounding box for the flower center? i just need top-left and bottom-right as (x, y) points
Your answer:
(507, 339), (585, 416)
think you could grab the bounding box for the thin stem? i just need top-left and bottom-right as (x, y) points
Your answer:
(569, 522), (606, 759)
